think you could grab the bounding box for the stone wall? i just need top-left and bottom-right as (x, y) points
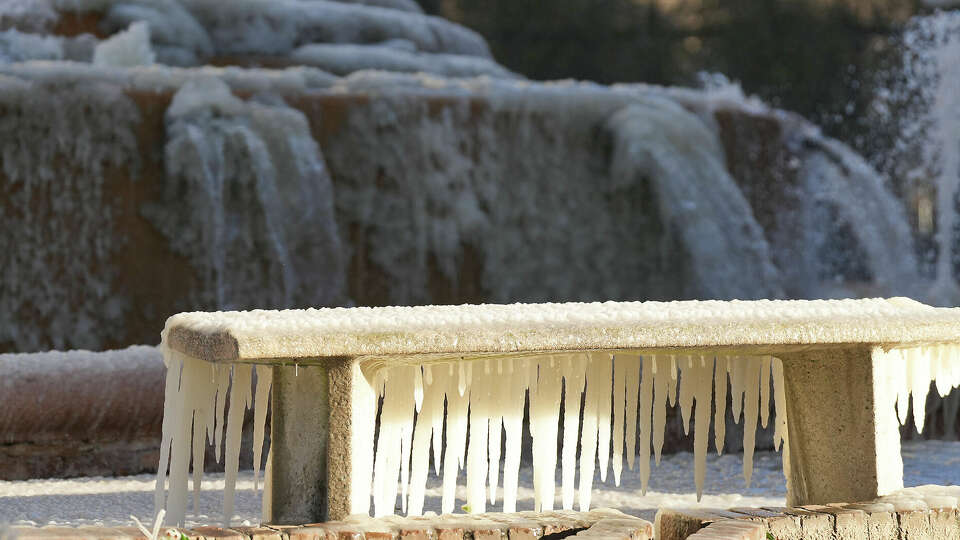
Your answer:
(0, 76), (866, 354)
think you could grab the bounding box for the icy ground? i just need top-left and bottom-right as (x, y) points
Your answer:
(1, 440), (957, 527)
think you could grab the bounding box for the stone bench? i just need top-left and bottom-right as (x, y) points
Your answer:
(157, 298), (960, 526)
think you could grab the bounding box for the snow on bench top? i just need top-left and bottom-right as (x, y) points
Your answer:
(163, 298), (960, 364)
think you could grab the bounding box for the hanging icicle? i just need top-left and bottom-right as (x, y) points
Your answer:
(162, 344), (960, 522)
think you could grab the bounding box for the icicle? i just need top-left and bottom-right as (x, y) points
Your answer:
(624, 354), (641, 472)
(213, 364), (230, 463)
(372, 397), (396, 515)
(772, 358), (787, 451)
(458, 361), (468, 397)
(561, 355), (585, 510)
(531, 357), (562, 511)
(714, 356), (729, 455)
(423, 364), (433, 386)
(528, 360), (539, 509)
(908, 348), (931, 433)
(399, 367), (417, 515)
(487, 376), (503, 506)
(466, 362), (490, 514)
(501, 357), (526, 513)
(155, 349), (182, 516)
(892, 350), (910, 425)
(372, 365), (415, 516)
(191, 385), (213, 516)
(694, 357), (714, 500)
(578, 354), (600, 511)
(409, 364), (443, 516)
(431, 371), (445, 477)
(678, 356), (695, 435)
(596, 354), (613, 484)
(223, 364), (252, 526)
(414, 366), (424, 413)
(668, 355), (678, 407)
(759, 357), (771, 429)
(612, 354), (626, 486)
(252, 365), (272, 492)
(730, 356), (746, 423)
(742, 358), (761, 487)
(652, 355), (669, 465)
(442, 362), (470, 514)
(638, 355), (654, 494)
(350, 365), (377, 517)
(934, 347), (950, 397)
(526, 358), (539, 396)
(166, 361), (195, 526)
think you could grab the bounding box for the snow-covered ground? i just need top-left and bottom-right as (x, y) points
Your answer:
(2, 440), (957, 528)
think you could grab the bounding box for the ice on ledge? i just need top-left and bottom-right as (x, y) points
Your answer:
(290, 43), (518, 79)
(4, 0), (490, 62)
(163, 297), (960, 363)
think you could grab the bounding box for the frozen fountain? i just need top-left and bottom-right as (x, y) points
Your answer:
(872, 10), (960, 306)
(0, 0), (929, 355)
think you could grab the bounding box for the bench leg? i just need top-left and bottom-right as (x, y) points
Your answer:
(779, 347), (903, 506)
(327, 358), (377, 520)
(264, 360), (376, 524)
(265, 363), (329, 524)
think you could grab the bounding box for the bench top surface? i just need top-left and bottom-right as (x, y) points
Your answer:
(163, 297), (960, 363)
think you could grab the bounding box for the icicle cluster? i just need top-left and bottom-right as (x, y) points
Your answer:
(369, 352), (787, 517)
(156, 344), (960, 524)
(154, 347), (272, 527)
(883, 345), (960, 433)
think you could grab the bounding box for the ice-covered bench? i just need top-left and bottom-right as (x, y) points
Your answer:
(156, 298), (960, 526)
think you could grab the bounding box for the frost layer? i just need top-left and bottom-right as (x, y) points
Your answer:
(3, 0), (494, 77)
(0, 73), (140, 351)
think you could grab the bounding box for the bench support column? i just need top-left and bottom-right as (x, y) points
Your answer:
(327, 358), (377, 520)
(264, 359), (376, 524)
(779, 347), (903, 506)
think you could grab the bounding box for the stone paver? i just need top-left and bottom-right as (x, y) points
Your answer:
(657, 485), (960, 540)
(686, 521), (764, 540)
(734, 508), (801, 540)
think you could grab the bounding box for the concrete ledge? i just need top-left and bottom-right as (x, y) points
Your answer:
(656, 485), (960, 540)
(0, 346), (269, 480)
(8, 509), (651, 540)
(0, 347), (165, 480)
